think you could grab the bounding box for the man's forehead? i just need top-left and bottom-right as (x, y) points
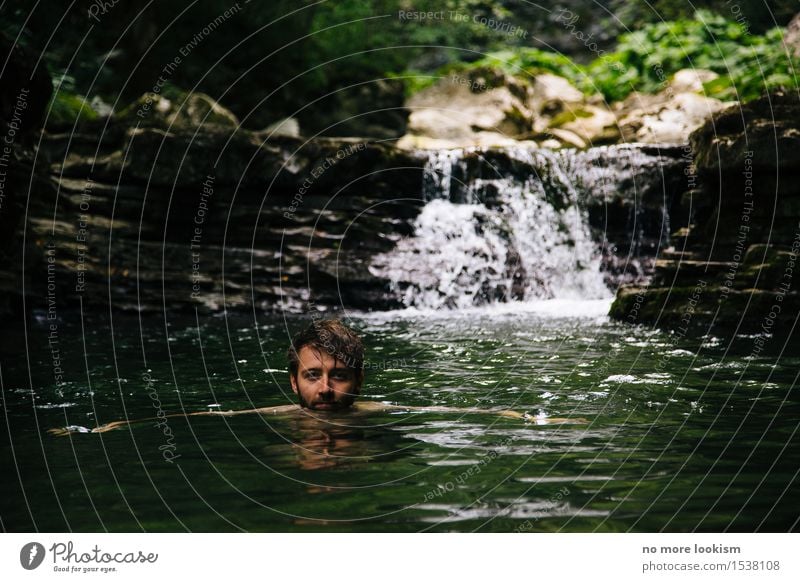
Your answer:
(297, 346), (348, 368)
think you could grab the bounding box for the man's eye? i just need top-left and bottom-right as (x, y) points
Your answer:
(331, 372), (349, 380)
(305, 372), (320, 380)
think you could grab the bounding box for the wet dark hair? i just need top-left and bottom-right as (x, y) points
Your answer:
(287, 319), (365, 378)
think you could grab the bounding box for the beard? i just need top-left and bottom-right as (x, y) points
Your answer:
(296, 390), (358, 411)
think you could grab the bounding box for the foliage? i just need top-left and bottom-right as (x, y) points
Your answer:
(405, 10), (800, 105)
(4, 0), (800, 130)
(700, 27), (799, 101)
(585, 10), (800, 102)
(470, 49), (584, 82)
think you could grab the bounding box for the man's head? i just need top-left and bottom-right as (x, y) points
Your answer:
(287, 319), (365, 411)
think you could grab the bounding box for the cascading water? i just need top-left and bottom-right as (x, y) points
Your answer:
(374, 199), (513, 309)
(371, 145), (676, 309)
(421, 149), (467, 201)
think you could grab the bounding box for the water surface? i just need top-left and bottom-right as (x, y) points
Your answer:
(2, 302), (798, 532)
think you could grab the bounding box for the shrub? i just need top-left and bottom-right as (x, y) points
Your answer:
(402, 10), (800, 104)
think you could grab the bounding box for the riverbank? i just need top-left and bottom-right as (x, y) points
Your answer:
(609, 91), (800, 334)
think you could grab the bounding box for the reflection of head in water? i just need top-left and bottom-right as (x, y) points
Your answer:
(265, 413), (413, 472)
(287, 319), (364, 411)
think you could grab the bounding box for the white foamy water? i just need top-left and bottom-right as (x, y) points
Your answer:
(370, 199), (514, 309)
(357, 298), (613, 321)
(371, 146), (613, 309)
(422, 148), (470, 200)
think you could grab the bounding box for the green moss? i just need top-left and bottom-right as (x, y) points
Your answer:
(47, 90), (97, 127)
(549, 109), (593, 128)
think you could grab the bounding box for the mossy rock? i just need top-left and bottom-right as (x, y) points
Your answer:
(46, 91), (98, 130)
(117, 90), (239, 129)
(549, 108), (592, 128)
(610, 283), (800, 333)
(609, 284), (714, 328)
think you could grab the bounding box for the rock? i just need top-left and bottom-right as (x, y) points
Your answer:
(300, 78), (408, 139)
(397, 132), (526, 150)
(546, 127), (586, 149)
(553, 104), (620, 145)
(55, 124), (427, 192)
(610, 90), (800, 334)
(530, 73), (584, 117)
(264, 117), (300, 137)
(175, 92), (239, 127)
(615, 70), (729, 144)
(690, 90), (800, 173)
(89, 95), (114, 118)
(610, 282), (800, 334)
(2, 123), (426, 316)
(529, 74), (595, 142)
(539, 138), (563, 149)
(118, 90), (239, 128)
(402, 67), (535, 147)
(785, 12), (800, 56)
(669, 68), (719, 93)
(619, 91), (729, 144)
(400, 69), (619, 149)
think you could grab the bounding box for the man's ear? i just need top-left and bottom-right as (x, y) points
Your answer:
(290, 373), (298, 394)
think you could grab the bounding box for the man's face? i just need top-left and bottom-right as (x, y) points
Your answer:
(290, 346), (362, 411)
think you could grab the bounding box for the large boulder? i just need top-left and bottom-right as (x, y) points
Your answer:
(529, 73), (586, 126)
(617, 69), (729, 143)
(400, 67), (535, 149)
(532, 74), (620, 146)
(690, 90), (800, 173)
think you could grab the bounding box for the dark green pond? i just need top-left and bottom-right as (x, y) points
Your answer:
(2, 301), (798, 532)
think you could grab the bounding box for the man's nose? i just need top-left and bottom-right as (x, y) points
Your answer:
(319, 375), (334, 394)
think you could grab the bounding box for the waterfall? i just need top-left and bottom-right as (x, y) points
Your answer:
(421, 149), (466, 201)
(370, 145), (672, 309)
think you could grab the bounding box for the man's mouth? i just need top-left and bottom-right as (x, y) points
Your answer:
(311, 402), (338, 410)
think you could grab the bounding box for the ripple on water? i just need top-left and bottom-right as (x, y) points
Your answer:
(693, 360), (747, 371)
(642, 373), (672, 385)
(516, 475), (614, 484)
(602, 374), (638, 384)
(35, 402), (79, 409)
(5, 306), (796, 533)
(416, 501), (609, 523)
